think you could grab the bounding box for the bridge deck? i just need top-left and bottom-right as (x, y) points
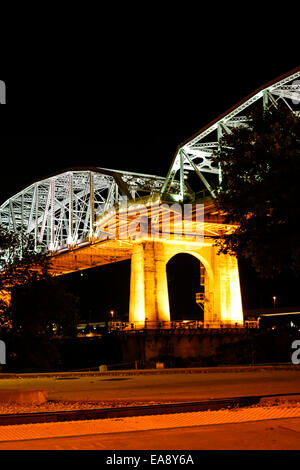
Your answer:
(49, 239), (132, 275)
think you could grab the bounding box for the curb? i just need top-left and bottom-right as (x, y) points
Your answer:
(0, 364), (299, 379)
(0, 390), (48, 404)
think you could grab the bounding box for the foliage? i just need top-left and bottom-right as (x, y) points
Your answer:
(0, 226), (79, 337)
(4, 332), (62, 372)
(0, 226), (80, 371)
(0, 227), (51, 328)
(12, 278), (79, 337)
(212, 103), (300, 278)
(0, 227), (51, 286)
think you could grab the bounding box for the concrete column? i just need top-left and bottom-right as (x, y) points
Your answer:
(129, 240), (170, 325)
(204, 268), (215, 324)
(129, 243), (145, 325)
(211, 248), (243, 326)
(144, 241), (170, 323)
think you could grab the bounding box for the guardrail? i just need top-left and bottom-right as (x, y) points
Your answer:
(76, 319), (260, 336)
(107, 320), (250, 331)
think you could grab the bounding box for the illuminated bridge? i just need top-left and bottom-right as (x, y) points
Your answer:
(1, 66), (299, 329)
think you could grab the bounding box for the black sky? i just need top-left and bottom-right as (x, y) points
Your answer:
(1, 44), (299, 318)
(1, 55), (299, 201)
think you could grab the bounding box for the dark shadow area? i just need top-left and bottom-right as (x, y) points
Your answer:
(59, 259), (131, 324)
(167, 253), (203, 321)
(238, 258), (300, 312)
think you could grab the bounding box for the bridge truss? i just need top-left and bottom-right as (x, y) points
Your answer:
(0, 67), (299, 254)
(161, 66), (300, 201)
(0, 167), (181, 253)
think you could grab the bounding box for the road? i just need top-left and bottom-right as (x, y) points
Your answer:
(0, 367), (300, 451)
(1, 368), (300, 402)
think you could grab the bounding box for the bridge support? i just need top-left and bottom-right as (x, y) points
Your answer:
(129, 239), (244, 328)
(129, 241), (170, 325)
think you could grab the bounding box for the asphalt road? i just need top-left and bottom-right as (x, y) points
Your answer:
(0, 369), (300, 402)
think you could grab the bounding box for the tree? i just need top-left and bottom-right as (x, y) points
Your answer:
(0, 227), (51, 328)
(212, 103), (300, 278)
(0, 226), (79, 335)
(0, 227), (80, 371)
(12, 278), (79, 337)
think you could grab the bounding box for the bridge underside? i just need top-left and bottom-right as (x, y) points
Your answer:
(49, 239), (132, 275)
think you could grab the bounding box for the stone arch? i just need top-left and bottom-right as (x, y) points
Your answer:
(165, 249), (214, 325)
(165, 249), (214, 286)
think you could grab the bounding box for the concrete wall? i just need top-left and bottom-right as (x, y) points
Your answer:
(120, 329), (252, 368)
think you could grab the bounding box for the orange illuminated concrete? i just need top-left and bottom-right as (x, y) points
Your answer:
(128, 237), (243, 327)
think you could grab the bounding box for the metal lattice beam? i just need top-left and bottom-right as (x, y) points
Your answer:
(161, 66), (300, 200)
(0, 167), (181, 253)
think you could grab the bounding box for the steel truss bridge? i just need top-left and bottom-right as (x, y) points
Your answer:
(0, 66), (299, 257)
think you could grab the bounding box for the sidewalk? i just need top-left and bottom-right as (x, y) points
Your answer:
(0, 418), (299, 450)
(1, 367), (300, 411)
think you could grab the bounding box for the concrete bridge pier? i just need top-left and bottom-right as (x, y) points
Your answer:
(129, 239), (244, 328)
(129, 241), (170, 326)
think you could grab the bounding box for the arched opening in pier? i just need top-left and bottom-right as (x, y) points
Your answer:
(166, 253), (205, 322)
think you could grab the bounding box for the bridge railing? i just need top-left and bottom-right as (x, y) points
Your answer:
(108, 320), (247, 331)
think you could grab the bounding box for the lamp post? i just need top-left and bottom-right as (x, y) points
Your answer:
(273, 296), (277, 312)
(109, 310), (114, 332)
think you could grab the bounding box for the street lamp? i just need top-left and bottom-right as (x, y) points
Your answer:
(108, 310), (115, 333)
(273, 296), (277, 312)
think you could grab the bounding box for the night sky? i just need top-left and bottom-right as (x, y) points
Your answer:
(1, 51), (299, 321)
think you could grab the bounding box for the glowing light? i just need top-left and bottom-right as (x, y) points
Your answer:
(170, 194), (183, 202)
(67, 236), (74, 245)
